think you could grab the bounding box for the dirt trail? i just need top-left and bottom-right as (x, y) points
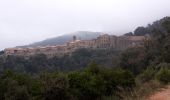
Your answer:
(148, 86), (170, 100)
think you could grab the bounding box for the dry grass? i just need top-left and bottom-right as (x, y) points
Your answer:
(122, 80), (163, 100)
(103, 80), (163, 100)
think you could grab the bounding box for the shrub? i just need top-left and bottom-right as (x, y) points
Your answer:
(40, 73), (72, 100)
(68, 65), (135, 100)
(68, 71), (105, 100)
(119, 47), (147, 75)
(156, 67), (170, 84)
(138, 67), (157, 83)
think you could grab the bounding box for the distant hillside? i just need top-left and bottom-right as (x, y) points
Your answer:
(19, 31), (103, 48)
(124, 16), (170, 36)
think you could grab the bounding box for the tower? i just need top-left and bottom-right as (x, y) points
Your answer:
(73, 35), (76, 41)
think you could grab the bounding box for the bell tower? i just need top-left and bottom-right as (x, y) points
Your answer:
(73, 35), (76, 41)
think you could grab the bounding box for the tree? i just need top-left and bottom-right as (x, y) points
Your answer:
(119, 47), (147, 75)
(149, 17), (170, 64)
(124, 32), (133, 36)
(0, 71), (32, 100)
(68, 64), (135, 100)
(0, 51), (4, 55)
(4, 81), (31, 100)
(68, 71), (105, 100)
(40, 73), (72, 100)
(156, 67), (170, 84)
(134, 27), (148, 36)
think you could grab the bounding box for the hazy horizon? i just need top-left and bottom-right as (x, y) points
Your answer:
(0, 0), (170, 50)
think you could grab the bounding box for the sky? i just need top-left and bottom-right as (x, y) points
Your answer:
(0, 0), (170, 50)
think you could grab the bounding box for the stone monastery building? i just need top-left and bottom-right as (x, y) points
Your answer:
(4, 34), (146, 57)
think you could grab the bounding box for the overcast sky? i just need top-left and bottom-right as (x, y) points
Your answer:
(0, 0), (170, 50)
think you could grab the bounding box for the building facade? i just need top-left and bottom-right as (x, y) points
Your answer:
(4, 34), (146, 57)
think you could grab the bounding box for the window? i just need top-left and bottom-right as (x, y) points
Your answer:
(14, 50), (18, 53)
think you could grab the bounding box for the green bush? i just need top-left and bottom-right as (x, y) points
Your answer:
(138, 67), (157, 83)
(40, 72), (72, 100)
(68, 71), (106, 100)
(156, 67), (170, 84)
(0, 71), (32, 100)
(0, 65), (135, 100)
(68, 64), (135, 100)
(119, 47), (147, 75)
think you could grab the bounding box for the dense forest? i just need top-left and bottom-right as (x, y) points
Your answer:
(0, 17), (169, 100)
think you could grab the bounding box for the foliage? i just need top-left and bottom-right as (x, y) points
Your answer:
(0, 49), (120, 74)
(156, 67), (170, 84)
(68, 63), (135, 100)
(124, 32), (133, 36)
(119, 47), (147, 75)
(0, 64), (135, 100)
(0, 70), (33, 100)
(134, 26), (149, 36)
(40, 72), (72, 100)
(0, 51), (4, 55)
(0, 17), (170, 100)
(138, 67), (157, 83)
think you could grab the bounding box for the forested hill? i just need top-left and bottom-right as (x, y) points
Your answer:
(124, 16), (170, 36)
(0, 17), (169, 100)
(17, 17), (170, 48)
(0, 16), (170, 74)
(18, 31), (103, 48)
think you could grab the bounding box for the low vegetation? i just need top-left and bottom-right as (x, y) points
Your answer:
(0, 65), (135, 100)
(0, 17), (169, 100)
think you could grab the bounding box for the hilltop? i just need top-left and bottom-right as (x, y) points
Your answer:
(18, 31), (103, 48)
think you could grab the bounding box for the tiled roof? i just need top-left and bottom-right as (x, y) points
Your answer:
(128, 36), (145, 41)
